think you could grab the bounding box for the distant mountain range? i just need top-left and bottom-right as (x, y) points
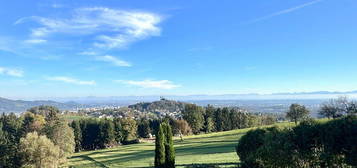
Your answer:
(45, 90), (357, 103)
(272, 90), (357, 95)
(1, 90), (356, 114)
(0, 97), (80, 113)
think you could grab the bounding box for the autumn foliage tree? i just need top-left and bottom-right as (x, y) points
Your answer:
(20, 132), (60, 168)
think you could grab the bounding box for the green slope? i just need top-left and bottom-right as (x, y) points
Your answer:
(68, 122), (293, 168)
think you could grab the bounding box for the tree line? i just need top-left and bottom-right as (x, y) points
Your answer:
(182, 104), (277, 135)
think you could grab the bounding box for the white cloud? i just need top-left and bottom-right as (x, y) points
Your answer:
(95, 55), (131, 67)
(79, 51), (97, 55)
(16, 7), (162, 49)
(24, 39), (47, 44)
(246, 0), (324, 24)
(0, 67), (24, 77)
(47, 76), (96, 85)
(116, 79), (180, 89)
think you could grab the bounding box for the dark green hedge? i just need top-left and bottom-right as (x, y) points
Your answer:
(236, 116), (357, 168)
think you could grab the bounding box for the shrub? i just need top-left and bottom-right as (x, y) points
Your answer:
(236, 117), (357, 167)
(236, 128), (266, 168)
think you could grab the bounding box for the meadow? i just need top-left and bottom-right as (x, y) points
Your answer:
(68, 122), (293, 168)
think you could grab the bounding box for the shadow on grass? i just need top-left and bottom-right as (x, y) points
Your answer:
(71, 155), (109, 168)
(69, 130), (246, 167)
(175, 140), (238, 155)
(71, 139), (238, 167)
(177, 132), (246, 142)
(130, 162), (240, 168)
(177, 162), (240, 168)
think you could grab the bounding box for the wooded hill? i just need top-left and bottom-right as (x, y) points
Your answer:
(128, 98), (188, 113)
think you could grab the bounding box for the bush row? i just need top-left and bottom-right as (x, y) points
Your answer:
(236, 116), (357, 168)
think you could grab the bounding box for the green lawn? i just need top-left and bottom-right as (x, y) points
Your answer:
(61, 114), (92, 122)
(68, 122), (293, 168)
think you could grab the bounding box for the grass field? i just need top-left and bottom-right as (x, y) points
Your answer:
(61, 114), (93, 122)
(68, 122), (293, 168)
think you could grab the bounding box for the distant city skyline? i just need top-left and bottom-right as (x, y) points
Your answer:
(1, 0), (357, 98)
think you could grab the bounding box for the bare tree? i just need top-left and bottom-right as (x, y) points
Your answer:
(319, 96), (356, 118)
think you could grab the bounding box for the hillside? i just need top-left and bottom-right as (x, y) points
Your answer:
(128, 98), (188, 113)
(0, 97), (79, 113)
(68, 122), (293, 168)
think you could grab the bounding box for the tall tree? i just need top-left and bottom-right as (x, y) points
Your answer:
(113, 118), (123, 144)
(214, 108), (224, 132)
(182, 104), (204, 134)
(71, 120), (82, 152)
(121, 118), (138, 142)
(164, 123), (175, 168)
(203, 105), (215, 133)
(99, 119), (116, 148)
(286, 104), (310, 124)
(0, 113), (23, 168)
(137, 118), (151, 138)
(221, 107), (231, 131)
(45, 121), (75, 164)
(0, 122), (8, 167)
(21, 112), (46, 135)
(229, 109), (239, 130)
(155, 124), (165, 168)
(80, 119), (101, 150)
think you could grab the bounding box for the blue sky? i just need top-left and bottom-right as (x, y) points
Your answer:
(1, 0), (357, 99)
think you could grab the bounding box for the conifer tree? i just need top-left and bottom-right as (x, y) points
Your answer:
(214, 108), (224, 132)
(163, 123), (175, 167)
(155, 125), (165, 168)
(99, 119), (116, 148)
(113, 118), (123, 143)
(71, 120), (82, 152)
(138, 118), (151, 138)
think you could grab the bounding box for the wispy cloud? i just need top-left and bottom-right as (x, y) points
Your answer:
(79, 51), (97, 56)
(116, 79), (180, 89)
(24, 39), (47, 44)
(245, 0), (324, 24)
(0, 67), (24, 77)
(16, 7), (163, 49)
(47, 76), (96, 85)
(95, 55), (131, 67)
